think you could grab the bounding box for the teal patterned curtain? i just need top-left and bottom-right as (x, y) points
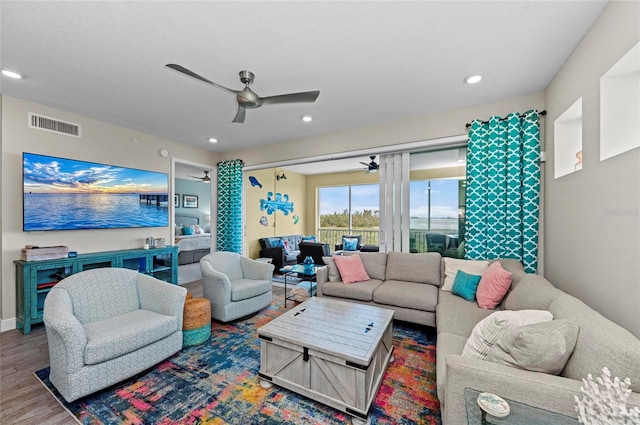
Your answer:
(217, 159), (244, 253)
(465, 110), (541, 273)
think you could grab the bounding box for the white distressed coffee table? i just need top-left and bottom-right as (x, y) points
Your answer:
(258, 297), (394, 425)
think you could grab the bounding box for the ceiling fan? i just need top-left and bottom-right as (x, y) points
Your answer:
(360, 156), (379, 173)
(188, 170), (211, 183)
(166, 64), (320, 123)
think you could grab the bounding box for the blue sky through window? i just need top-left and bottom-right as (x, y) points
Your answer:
(319, 180), (459, 218)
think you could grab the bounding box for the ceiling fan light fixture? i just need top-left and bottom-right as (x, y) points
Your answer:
(464, 74), (483, 84)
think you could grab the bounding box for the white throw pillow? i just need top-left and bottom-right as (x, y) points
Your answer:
(442, 258), (489, 291)
(462, 310), (553, 360)
(322, 256), (342, 282)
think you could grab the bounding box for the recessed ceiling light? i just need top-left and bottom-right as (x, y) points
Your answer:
(2, 69), (23, 79)
(208, 138), (218, 143)
(302, 116), (312, 122)
(464, 74), (482, 84)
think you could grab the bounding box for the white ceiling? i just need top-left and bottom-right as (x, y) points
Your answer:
(1, 1), (607, 158)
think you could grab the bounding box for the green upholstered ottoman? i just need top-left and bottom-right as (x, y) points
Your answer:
(183, 297), (211, 347)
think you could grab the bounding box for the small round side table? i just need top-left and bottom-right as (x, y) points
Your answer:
(182, 297), (211, 347)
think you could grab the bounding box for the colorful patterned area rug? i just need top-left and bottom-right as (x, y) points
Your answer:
(35, 297), (441, 424)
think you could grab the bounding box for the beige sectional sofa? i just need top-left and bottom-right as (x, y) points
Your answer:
(317, 251), (441, 326)
(316, 251), (640, 424)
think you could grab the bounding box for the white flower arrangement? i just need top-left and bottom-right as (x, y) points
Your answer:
(575, 367), (640, 425)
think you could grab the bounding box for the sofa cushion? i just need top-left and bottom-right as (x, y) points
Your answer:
(284, 251), (300, 262)
(485, 319), (579, 375)
(322, 256), (342, 282)
(282, 235), (303, 251)
(231, 278), (272, 302)
(451, 270), (482, 302)
(549, 294), (640, 392)
(83, 309), (178, 365)
(476, 261), (513, 309)
(373, 280), (439, 312)
(462, 310), (553, 360)
(436, 290), (496, 337)
(385, 252), (441, 286)
(503, 274), (561, 311)
(334, 254), (370, 283)
(494, 259), (526, 287)
(351, 251), (387, 281)
(263, 237), (282, 249)
(321, 279), (383, 302)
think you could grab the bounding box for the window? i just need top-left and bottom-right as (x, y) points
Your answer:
(318, 184), (379, 248)
(409, 178), (465, 256)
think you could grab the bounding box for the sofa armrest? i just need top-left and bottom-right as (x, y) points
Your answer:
(137, 274), (188, 329)
(259, 246), (285, 270)
(240, 256), (275, 280)
(316, 266), (329, 296)
(444, 354), (595, 425)
(201, 258), (233, 302)
(43, 287), (88, 374)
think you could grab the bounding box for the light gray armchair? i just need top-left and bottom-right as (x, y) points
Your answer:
(43, 268), (187, 402)
(200, 252), (274, 322)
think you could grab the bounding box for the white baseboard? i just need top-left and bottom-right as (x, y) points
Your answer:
(1, 317), (17, 332)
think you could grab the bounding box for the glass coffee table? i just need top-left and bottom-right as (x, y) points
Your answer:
(279, 264), (321, 307)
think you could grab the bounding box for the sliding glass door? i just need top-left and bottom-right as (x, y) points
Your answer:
(379, 147), (466, 254)
(318, 184), (380, 249)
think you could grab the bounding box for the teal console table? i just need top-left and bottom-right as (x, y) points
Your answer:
(15, 246), (178, 334)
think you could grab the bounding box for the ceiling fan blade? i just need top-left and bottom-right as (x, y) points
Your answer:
(359, 162), (369, 166)
(260, 91), (320, 106)
(166, 64), (237, 96)
(232, 105), (246, 123)
(187, 175), (204, 180)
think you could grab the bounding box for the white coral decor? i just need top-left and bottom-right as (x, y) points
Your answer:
(575, 367), (640, 424)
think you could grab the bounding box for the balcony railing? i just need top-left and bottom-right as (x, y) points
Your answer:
(317, 227), (464, 257)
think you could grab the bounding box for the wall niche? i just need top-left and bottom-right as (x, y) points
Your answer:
(554, 98), (583, 178)
(600, 40), (640, 161)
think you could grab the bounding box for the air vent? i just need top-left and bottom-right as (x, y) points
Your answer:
(28, 113), (81, 138)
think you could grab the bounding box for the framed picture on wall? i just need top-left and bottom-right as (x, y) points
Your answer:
(174, 194), (180, 208)
(183, 194), (198, 208)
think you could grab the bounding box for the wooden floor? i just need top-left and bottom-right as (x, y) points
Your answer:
(0, 282), (285, 425)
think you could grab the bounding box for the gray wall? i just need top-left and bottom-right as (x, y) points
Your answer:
(0, 95), (219, 328)
(174, 177), (213, 232)
(544, 1), (640, 338)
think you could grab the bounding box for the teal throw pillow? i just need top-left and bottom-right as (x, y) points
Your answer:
(302, 235), (317, 242)
(182, 226), (194, 235)
(451, 270), (482, 302)
(265, 237), (281, 248)
(343, 237), (359, 251)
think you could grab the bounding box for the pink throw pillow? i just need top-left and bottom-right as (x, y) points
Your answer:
(333, 254), (370, 284)
(476, 261), (513, 310)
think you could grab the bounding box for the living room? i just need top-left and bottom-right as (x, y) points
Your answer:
(1, 1), (639, 424)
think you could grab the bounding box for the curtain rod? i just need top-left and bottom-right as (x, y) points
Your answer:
(465, 110), (546, 129)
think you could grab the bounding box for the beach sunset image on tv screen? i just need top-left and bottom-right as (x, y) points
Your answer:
(23, 152), (169, 231)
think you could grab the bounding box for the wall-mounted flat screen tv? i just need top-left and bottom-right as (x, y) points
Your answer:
(23, 152), (169, 231)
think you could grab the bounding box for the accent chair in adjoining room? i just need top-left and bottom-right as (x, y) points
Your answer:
(200, 251), (274, 322)
(43, 268), (187, 403)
